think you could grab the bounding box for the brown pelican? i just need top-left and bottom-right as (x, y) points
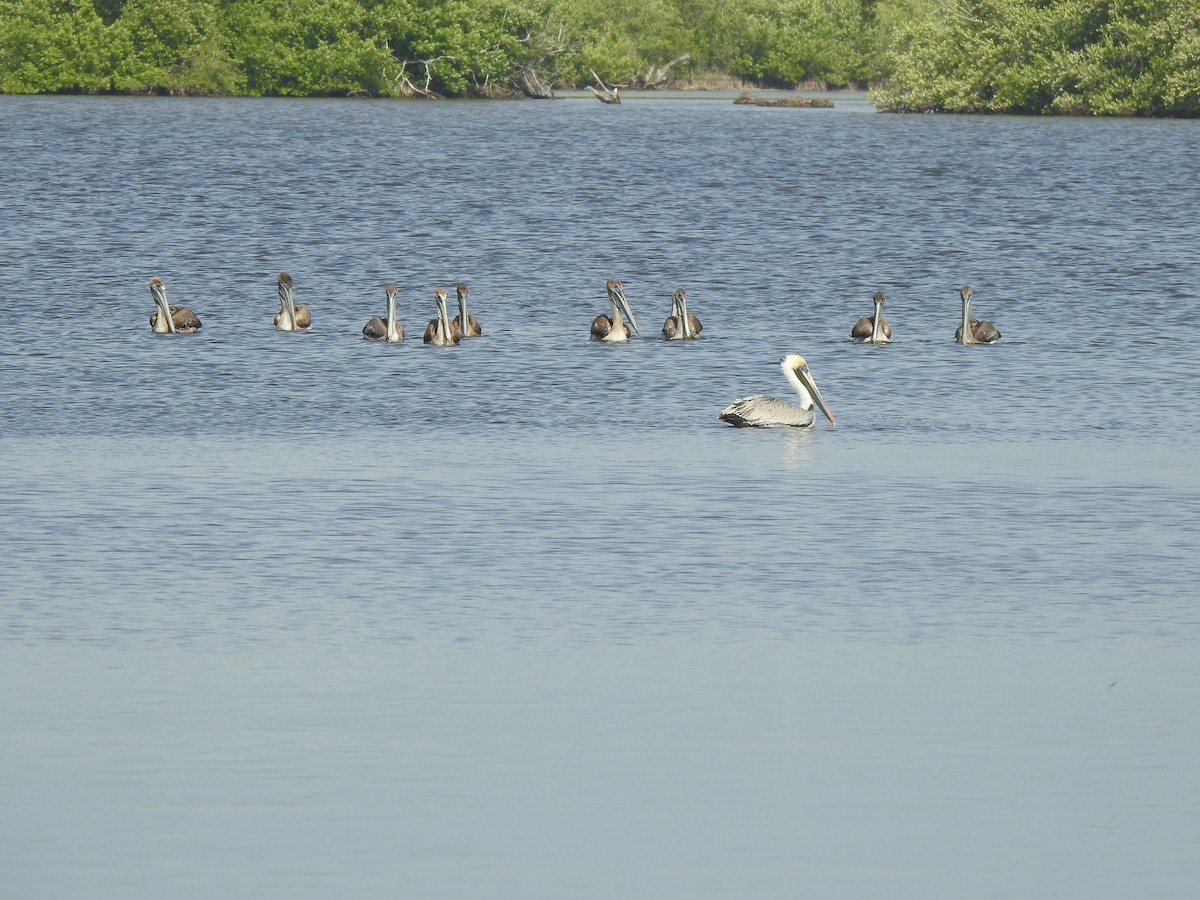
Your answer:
(450, 282), (481, 339)
(362, 283), (404, 342)
(661, 288), (702, 340)
(954, 285), (1000, 344)
(850, 290), (891, 344)
(274, 272), (312, 331)
(422, 288), (460, 346)
(718, 354), (837, 428)
(148, 278), (201, 334)
(590, 278), (640, 342)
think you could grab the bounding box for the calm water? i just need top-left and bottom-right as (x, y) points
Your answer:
(2, 93), (1199, 898)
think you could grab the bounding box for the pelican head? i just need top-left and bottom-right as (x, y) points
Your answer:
(149, 277), (175, 333)
(780, 354), (836, 425)
(606, 278), (640, 336)
(456, 282), (469, 319)
(277, 272), (297, 331)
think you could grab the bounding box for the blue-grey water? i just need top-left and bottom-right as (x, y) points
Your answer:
(2, 92), (1198, 898)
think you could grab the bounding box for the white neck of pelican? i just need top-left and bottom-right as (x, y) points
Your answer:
(385, 289), (400, 341)
(782, 361), (814, 410)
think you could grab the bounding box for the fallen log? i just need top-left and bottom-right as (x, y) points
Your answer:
(733, 92), (834, 108)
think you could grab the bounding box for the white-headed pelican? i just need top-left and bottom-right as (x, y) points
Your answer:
(718, 354), (836, 428)
(850, 290), (891, 344)
(661, 288), (702, 340)
(954, 285), (1000, 344)
(423, 288), (460, 346)
(590, 278), (640, 342)
(363, 283), (404, 342)
(148, 278), (201, 334)
(274, 272), (312, 331)
(450, 282), (481, 339)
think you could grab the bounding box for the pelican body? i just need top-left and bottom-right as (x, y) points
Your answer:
(148, 278), (201, 334)
(954, 285), (1000, 344)
(590, 279), (640, 342)
(423, 288), (460, 346)
(450, 282), (481, 339)
(274, 272), (312, 331)
(363, 284), (404, 342)
(661, 288), (702, 340)
(718, 354), (836, 428)
(850, 290), (891, 344)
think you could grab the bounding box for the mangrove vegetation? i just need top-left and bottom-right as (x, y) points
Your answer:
(0, 0), (1196, 115)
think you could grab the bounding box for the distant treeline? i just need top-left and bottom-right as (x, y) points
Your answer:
(1, 0), (1196, 115)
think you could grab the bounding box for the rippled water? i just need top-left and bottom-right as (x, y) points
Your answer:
(2, 93), (1199, 898)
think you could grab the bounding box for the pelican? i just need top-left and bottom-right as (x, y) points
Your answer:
(661, 288), (702, 340)
(274, 272), (312, 331)
(422, 288), (460, 346)
(450, 282), (481, 339)
(850, 290), (891, 344)
(148, 278), (201, 334)
(718, 354), (836, 428)
(590, 278), (640, 342)
(954, 285), (1000, 344)
(362, 283), (404, 342)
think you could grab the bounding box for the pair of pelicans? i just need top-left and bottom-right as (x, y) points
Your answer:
(847, 286), (1001, 346)
(588, 278), (701, 342)
(149, 276), (999, 430)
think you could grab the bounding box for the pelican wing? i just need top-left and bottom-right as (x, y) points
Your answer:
(717, 395), (814, 428)
(974, 320), (1001, 343)
(850, 315), (874, 340)
(171, 307), (202, 332)
(590, 315), (614, 340)
(363, 316), (386, 339)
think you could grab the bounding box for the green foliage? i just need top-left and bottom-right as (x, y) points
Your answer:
(0, 0), (1193, 113)
(872, 0), (1200, 115)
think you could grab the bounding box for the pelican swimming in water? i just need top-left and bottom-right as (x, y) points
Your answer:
(274, 272), (312, 331)
(718, 354), (837, 428)
(590, 278), (640, 342)
(362, 283), (404, 342)
(422, 288), (460, 346)
(148, 278), (202, 334)
(850, 290), (891, 344)
(661, 288), (702, 340)
(954, 285), (1000, 344)
(450, 282), (481, 339)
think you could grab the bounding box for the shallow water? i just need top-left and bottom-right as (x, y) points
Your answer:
(2, 92), (1198, 898)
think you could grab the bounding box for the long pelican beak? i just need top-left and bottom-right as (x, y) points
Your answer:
(457, 284), (469, 333)
(436, 290), (453, 343)
(386, 286), (397, 333)
(676, 291), (691, 339)
(797, 362), (836, 425)
(611, 282), (640, 336)
(279, 278), (297, 331)
(960, 288), (973, 344)
(151, 280), (176, 334)
(870, 294), (886, 344)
